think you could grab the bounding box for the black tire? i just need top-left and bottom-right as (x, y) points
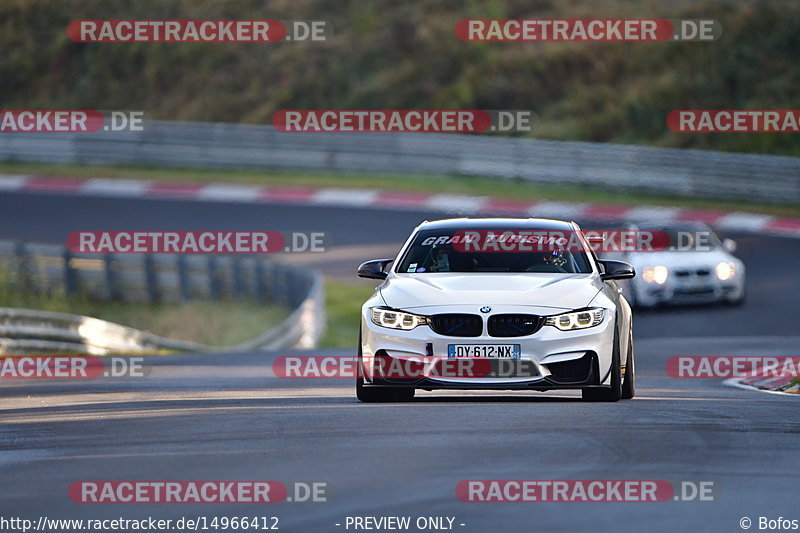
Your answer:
(355, 332), (415, 403)
(356, 372), (399, 402)
(621, 330), (635, 400)
(356, 379), (415, 402)
(393, 387), (416, 401)
(582, 324), (622, 402)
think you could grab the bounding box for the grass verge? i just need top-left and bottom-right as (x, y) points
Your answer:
(2, 162), (799, 217)
(319, 279), (377, 349)
(0, 280), (289, 347)
(0, 272), (364, 349)
(784, 378), (800, 394)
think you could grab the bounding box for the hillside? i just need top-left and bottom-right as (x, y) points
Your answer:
(2, 0), (799, 155)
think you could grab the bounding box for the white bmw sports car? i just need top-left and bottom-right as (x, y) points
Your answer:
(356, 218), (636, 403)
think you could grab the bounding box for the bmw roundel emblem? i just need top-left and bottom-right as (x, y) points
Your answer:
(480, 306), (492, 313)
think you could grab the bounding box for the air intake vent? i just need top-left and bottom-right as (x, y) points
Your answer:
(488, 314), (543, 337)
(429, 314), (482, 337)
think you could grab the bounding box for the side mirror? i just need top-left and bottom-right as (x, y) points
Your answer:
(357, 258), (394, 280)
(598, 260), (635, 281)
(722, 238), (737, 253)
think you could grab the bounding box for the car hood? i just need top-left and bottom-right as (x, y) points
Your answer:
(379, 273), (603, 312)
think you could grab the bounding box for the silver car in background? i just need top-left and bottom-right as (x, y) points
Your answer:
(606, 222), (745, 308)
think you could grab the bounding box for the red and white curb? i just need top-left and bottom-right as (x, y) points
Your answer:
(2, 174), (799, 238)
(724, 377), (800, 396)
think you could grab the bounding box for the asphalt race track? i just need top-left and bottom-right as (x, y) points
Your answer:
(1, 190), (798, 532)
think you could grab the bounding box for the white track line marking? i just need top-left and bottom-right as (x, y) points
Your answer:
(311, 188), (379, 206)
(427, 194), (490, 214)
(81, 178), (150, 197)
(716, 212), (773, 232)
(197, 184), (265, 202)
(0, 175), (30, 191)
(527, 201), (588, 220)
(625, 206), (682, 223)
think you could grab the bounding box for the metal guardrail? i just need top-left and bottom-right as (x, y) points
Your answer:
(0, 307), (206, 355)
(0, 275), (324, 355)
(0, 241), (325, 354)
(1, 120), (799, 203)
(0, 241), (311, 305)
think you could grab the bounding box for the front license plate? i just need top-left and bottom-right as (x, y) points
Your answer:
(448, 344), (521, 359)
(678, 282), (713, 293)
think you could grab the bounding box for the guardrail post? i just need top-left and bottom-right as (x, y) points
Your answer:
(208, 255), (221, 300)
(14, 242), (31, 291)
(288, 270), (303, 306)
(63, 248), (77, 295)
(177, 255), (190, 302)
(104, 253), (118, 300)
(232, 257), (246, 300)
(273, 264), (286, 305)
(255, 259), (267, 303)
(143, 254), (159, 302)
(283, 266), (294, 306)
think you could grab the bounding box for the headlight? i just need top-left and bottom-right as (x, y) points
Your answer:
(545, 308), (604, 331)
(370, 307), (427, 330)
(641, 265), (668, 284)
(715, 262), (736, 281)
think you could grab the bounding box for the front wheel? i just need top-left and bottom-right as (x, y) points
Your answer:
(582, 326), (622, 402)
(356, 333), (415, 402)
(725, 287), (746, 307)
(356, 377), (416, 402)
(621, 331), (635, 400)
(357, 373), (401, 402)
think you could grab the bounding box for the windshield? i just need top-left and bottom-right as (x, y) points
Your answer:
(657, 229), (722, 251)
(396, 228), (593, 274)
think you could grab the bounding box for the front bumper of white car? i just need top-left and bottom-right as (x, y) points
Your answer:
(632, 268), (745, 306)
(360, 305), (617, 390)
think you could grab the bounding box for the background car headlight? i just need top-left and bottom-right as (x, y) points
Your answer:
(545, 308), (604, 331)
(642, 265), (669, 284)
(715, 262), (736, 281)
(370, 307), (427, 330)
